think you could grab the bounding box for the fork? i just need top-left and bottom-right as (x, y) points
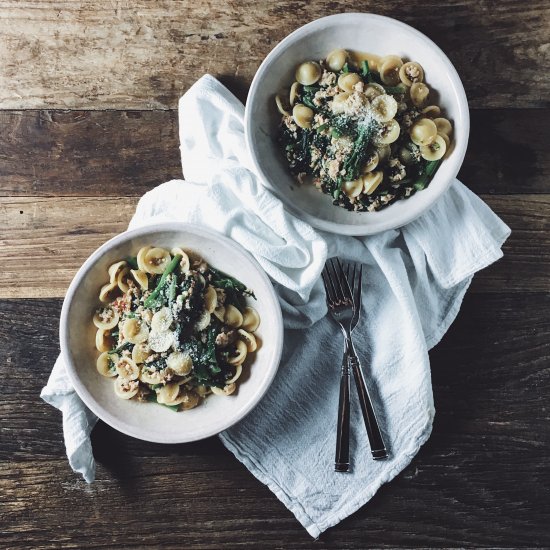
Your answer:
(322, 259), (388, 468)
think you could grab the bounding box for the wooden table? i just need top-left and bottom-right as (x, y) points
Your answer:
(1, 2), (549, 547)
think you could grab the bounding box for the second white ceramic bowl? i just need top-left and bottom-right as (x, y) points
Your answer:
(60, 223), (284, 444)
(245, 13), (469, 235)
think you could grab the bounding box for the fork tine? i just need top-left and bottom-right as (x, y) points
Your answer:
(335, 258), (353, 302)
(328, 258), (345, 303)
(321, 268), (336, 305)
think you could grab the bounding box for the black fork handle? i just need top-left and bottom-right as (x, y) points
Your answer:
(335, 351), (351, 472)
(349, 355), (388, 460)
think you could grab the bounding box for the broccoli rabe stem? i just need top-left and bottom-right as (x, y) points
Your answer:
(341, 124), (373, 182)
(143, 254), (182, 308)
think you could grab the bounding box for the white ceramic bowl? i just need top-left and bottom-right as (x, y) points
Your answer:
(60, 223), (284, 443)
(245, 13), (469, 235)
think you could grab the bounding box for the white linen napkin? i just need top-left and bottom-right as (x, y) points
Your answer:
(41, 75), (510, 537)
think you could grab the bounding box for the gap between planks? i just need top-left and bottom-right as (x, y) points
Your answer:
(0, 194), (549, 298)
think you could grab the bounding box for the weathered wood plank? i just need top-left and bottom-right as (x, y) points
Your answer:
(0, 1), (548, 110)
(0, 194), (547, 298)
(0, 109), (548, 197)
(1, 292), (549, 547)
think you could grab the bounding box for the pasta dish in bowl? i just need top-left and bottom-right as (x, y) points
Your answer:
(60, 223), (283, 443)
(245, 13), (469, 235)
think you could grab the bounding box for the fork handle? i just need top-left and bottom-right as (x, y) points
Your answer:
(349, 356), (388, 460)
(334, 352), (351, 472)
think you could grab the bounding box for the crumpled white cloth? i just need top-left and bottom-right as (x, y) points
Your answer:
(42, 75), (510, 537)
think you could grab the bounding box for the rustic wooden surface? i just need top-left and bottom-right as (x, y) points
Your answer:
(0, 1), (549, 548)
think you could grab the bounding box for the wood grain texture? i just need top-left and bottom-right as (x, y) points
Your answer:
(1, 293), (548, 548)
(0, 109), (548, 197)
(0, 194), (547, 298)
(0, 1), (548, 110)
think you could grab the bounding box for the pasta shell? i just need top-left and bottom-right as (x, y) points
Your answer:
(379, 55), (403, 86)
(122, 318), (149, 344)
(421, 105), (440, 118)
(143, 247), (171, 275)
(114, 377), (139, 400)
(148, 330), (175, 353)
(337, 72), (361, 93)
(331, 92), (351, 114)
(399, 61), (424, 86)
(95, 329), (114, 352)
(420, 134), (447, 161)
(151, 307), (173, 333)
(170, 247), (191, 273)
(211, 383), (236, 396)
(194, 310), (211, 332)
(241, 307), (260, 332)
(97, 352), (117, 377)
(289, 82), (300, 106)
(204, 285), (217, 313)
(295, 61), (322, 86)
(370, 94), (398, 123)
(225, 364), (243, 385)
(116, 267), (131, 293)
(195, 385), (209, 398)
(93, 307), (120, 330)
(326, 48), (348, 71)
(180, 390), (200, 409)
(116, 357), (140, 380)
(132, 342), (152, 364)
(213, 305), (225, 322)
(140, 366), (168, 385)
(99, 281), (119, 303)
(224, 305), (243, 328)
(433, 117), (453, 136)
(228, 339), (247, 366)
(363, 171), (384, 195)
(410, 82), (430, 107)
(108, 261), (127, 284)
(156, 382), (181, 405)
(166, 350), (192, 376)
(130, 269), (149, 291)
(136, 246), (152, 273)
(275, 94), (291, 117)
(438, 132), (451, 148)
(237, 329), (257, 352)
(410, 118), (437, 146)
(361, 152), (379, 174)
(375, 119), (400, 145)
(292, 103), (314, 129)
(364, 83), (385, 101)
(343, 178), (364, 198)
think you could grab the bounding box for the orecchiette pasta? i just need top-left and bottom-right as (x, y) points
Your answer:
(289, 82), (300, 106)
(92, 245), (261, 411)
(292, 103), (314, 129)
(410, 82), (430, 107)
(410, 118), (438, 146)
(295, 61), (322, 85)
(379, 55), (403, 86)
(326, 48), (348, 71)
(399, 61), (424, 86)
(363, 171), (384, 195)
(343, 178), (364, 198)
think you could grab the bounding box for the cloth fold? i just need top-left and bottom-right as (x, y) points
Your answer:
(41, 74), (510, 537)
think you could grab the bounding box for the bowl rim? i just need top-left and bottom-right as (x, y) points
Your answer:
(245, 12), (470, 236)
(59, 221), (284, 444)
